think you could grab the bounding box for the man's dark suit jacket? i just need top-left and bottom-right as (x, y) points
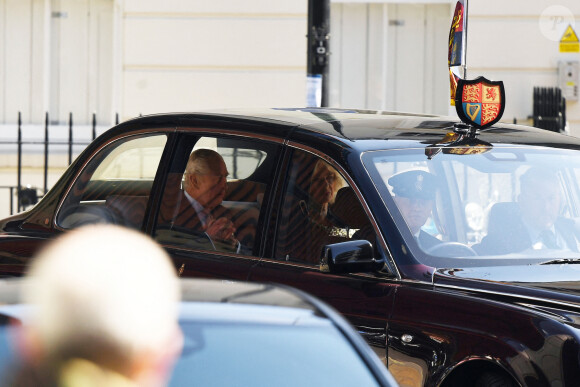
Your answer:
(474, 202), (579, 255)
(160, 191), (226, 230)
(158, 191), (236, 250)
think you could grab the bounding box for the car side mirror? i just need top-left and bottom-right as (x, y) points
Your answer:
(320, 240), (382, 274)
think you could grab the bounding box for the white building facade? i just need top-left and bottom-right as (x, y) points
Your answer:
(1, 0), (579, 135)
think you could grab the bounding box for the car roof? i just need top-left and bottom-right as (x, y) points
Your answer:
(114, 107), (580, 151)
(124, 107), (441, 128)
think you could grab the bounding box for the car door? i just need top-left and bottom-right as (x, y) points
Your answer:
(151, 131), (284, 281)
(248, 146), (398, 363)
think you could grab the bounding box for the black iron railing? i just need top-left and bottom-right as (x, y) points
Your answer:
(533, 87), (566, 132)
(1, 111), (119, 214)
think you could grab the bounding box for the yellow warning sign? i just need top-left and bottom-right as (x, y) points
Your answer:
(560, 25), (579, 53)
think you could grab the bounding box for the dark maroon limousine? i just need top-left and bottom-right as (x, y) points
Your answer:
(2, 107), (580, 386)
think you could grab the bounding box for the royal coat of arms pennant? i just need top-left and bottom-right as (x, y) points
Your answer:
(454, 76), (505, 129)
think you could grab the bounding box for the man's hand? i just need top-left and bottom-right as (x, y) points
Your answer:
(206, 216), (238, 247)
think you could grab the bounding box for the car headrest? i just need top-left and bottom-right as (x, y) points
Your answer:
(226, 180), (266, 204)
(105, 195), (149, 228)
(330, 187), (369, 229)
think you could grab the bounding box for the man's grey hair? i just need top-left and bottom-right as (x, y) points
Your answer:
(183, 148), (223, 191)
(24, 224), (180, 373)
(185, 149), (222, 175)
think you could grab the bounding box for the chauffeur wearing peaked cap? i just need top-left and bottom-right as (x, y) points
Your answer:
(389, 170), (437, 200)
(388, 170), (441, 250)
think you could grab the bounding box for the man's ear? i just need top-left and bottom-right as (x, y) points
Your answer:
(188, 173), (199, 189)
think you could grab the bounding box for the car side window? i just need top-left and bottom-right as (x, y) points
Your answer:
(56, 134), (168, 229)
(154, 135), (278, 256)
(275, 149), (376, 265)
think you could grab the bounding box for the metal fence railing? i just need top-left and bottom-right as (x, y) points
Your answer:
(0, 111), (118, 215)
(533, 87), (566, 132)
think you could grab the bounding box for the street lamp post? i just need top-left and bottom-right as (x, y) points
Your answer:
(306, 0), (330, 107)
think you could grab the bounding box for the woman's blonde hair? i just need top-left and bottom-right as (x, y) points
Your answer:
(310, 159), (345, 204)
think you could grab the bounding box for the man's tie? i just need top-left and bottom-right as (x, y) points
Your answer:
(202, 210), (214, 230)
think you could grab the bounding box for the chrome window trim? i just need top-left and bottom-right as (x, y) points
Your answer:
(54, 127), (284, 233)
(160, 243), (262, 262)
(176, 127), (287, 145)
(254, 256), (401, 281)
(155, 129), (286, 256)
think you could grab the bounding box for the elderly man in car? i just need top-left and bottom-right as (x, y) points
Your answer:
(475, 167), (580, 255)
(168, 148), (243, 252)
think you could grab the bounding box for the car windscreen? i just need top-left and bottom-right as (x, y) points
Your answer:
(362, 146), (580, 268)
(171, 321), (380, 387)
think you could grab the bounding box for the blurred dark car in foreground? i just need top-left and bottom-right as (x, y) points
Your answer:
(3, 108), (580, 385)
(0, 278), (397, 386)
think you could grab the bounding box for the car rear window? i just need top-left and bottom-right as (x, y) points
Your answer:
(56, 134), (168, 230)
